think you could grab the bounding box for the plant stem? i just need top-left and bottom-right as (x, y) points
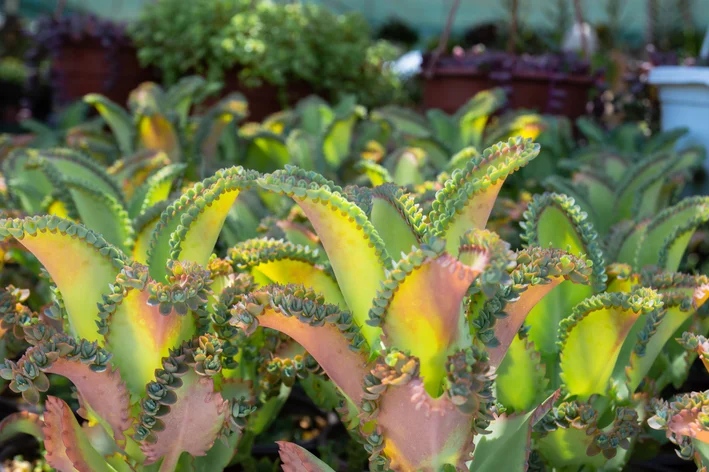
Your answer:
(425, 0), (461, 78)
(507, 0), (519, 53)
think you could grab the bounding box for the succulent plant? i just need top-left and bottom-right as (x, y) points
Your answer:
(0, 165), (264, 471)
(491, 191), (709, 470)
(84, 76), (246, 179)
(546, 122), (705, 235)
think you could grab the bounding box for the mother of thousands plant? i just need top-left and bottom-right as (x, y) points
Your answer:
(0, 136), (597, 472)
(2, 132), (703, 471)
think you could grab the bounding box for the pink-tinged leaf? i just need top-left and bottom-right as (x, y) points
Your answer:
(378, 252), (478, 394)
(43, 396), (113, 472)
(277, 442), (336, 472)
(230, 286), (371, 405)
(0, 411), (44, 442)
(102, 263), (200, 398)
(483, 248), (592, 368)
(376, 379), (475, 471)
(141, 372), (228, 472)
(45, 359), (132, 443)
(0, 216), (126, 343)
(488, 281), (564, 368)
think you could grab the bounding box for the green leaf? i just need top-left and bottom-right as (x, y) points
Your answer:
(164, 75), (210, 126)
(258, 169), (389, 347)
(559, 288), (662, 400)
(242, 132), (290, 173)
(405, 136), (450, 170)
(146, 167), (251, 281)
(0, 411), (43, 443)
(369, 185), (423, 259)
(469, 390), (560, 472)
(454, 88), (505, 150)
(370, 105), (430, 138)
(128, 163), (186, 218)
(496, 336), (548, 412)
(228, 238), (346, 308)
(634, 196), (709, 272)
(0, 216), (125, 342)
(575, 117), (607, 145)
(320, 109), (358, 169)
(296, 96), (335, 136)
(614, 153), (675, 222)
(425, 108), (458, 151)
(2, 149), (54, 213)
(431, 138), (540, 255)
(84, 94), (135, 156)
(62, 177), (134, 252)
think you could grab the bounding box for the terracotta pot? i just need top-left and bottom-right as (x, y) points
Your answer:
(423, 67), (596, 119)
(52, 40), (155, 106)
(219, 70), (314, 121)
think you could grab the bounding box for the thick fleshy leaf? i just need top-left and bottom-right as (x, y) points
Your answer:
(0, 411), (44, 442)
(230, 285), (370, 405)
(425, 108), (458, 151)
(319, 108), (358, 169)
(0, 216), (125, 342)
(43, 396), (113, 472)
(559, 288), (662, 400)
(614, 153), (675, 221)
(495, 336), (548, 412)
(571, 172), (614, 233)
(132, 202), (168, 264)
(242, 131), (290, 173)
(296, 96), (335, 136)
(84, 94), (135, 156)
(62, 178), (134, 252)
(375, 248), (480, 394)
(369, 185), (424, 258)
(356, 160), (393, 186)
(469, 390), (559, 472)
(34, 148), (123, 203)
(625, 274), (709, 392)
(101, 263), (201, 397)
(405, 136), (449, 170)
(370, 106), (430, 138)
(192, 93), (248, 171)
(258, 168), (389, 346)
(228, 238), (345, 308)
(278, 442), (335, 472)
(137, 114), (181, 162)
(2, 149), (53, 213)
(389, 148), (426, 186)
(164, 75), (210, 126)
(364, 352), (485, 471)
(430, 138), (540, 255)
(634, 196), (709, 272)
(453, 88), (505, 150)
(9, 335), (132, 442)
(483, 247), (592, 369)
(147, 167), (252, 281)
(128, 164), (186, 218)
(140, 371), (227, 472)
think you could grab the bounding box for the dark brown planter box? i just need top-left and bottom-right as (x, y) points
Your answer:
(52, 40), (155, 106)
(423, 68), (596, 119)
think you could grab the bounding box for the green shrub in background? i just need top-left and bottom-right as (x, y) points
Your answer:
(130, 0), (404, 108)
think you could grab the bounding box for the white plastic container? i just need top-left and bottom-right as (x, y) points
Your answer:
(649, 66), (709, 168)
